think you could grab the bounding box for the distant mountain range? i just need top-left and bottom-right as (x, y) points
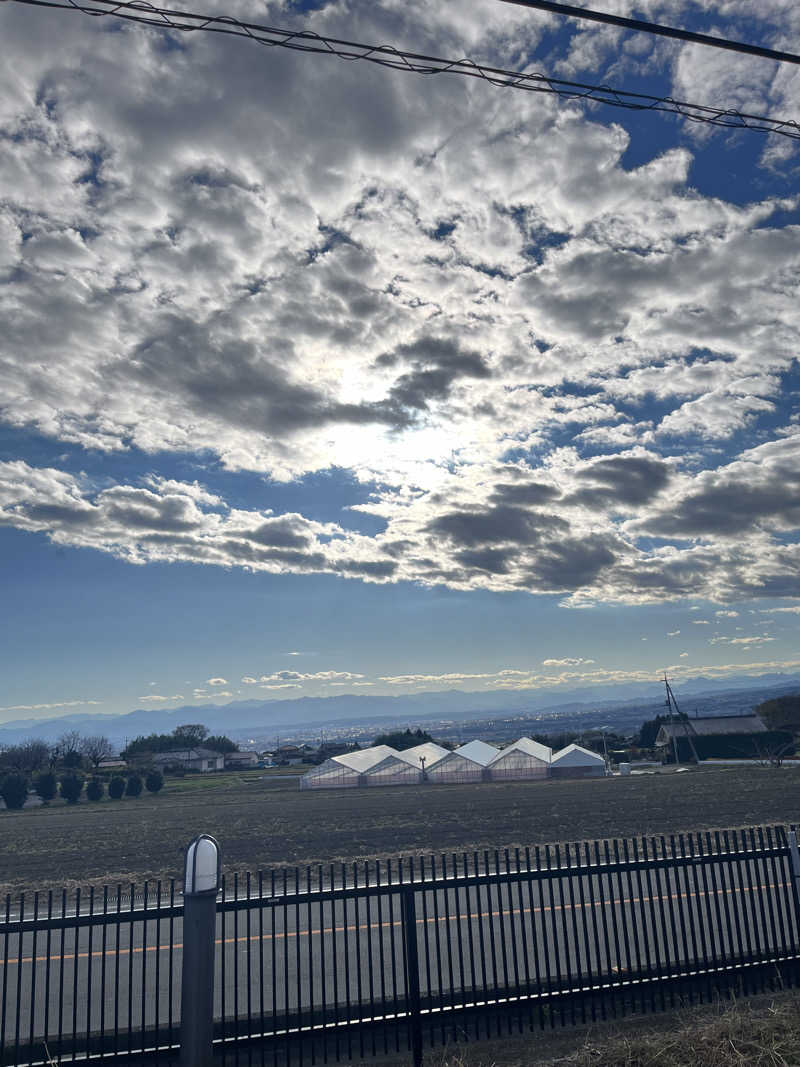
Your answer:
(1, 671), (799, 747)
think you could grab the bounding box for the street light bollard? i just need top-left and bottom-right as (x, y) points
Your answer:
(180, 835), (221, 1067)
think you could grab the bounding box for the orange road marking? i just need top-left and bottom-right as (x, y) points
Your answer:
(2, 881), (788, 968)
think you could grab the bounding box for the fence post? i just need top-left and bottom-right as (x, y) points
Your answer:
(402, 886), (423, 1067)
(787, 828), (800, 916)
(180, 835), (221, 1067)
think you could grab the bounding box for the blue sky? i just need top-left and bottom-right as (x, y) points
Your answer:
(1, 0), (799, 723)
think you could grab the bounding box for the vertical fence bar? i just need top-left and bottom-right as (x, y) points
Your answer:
(295, 867), (303, 1065)
(271, 870), (278, 1067)
(154, 882), (161, 1062)
(99, 886), (107, 1054)
(575, 844), (596, 1020)
(44, 889), (53, 1050)
(112, 885), (120, 1053)
(494, 850), (511, 998)
(376, 861), (388, 1057)
(340, 863), (351, 1063)
(564, 843), (584, 1022)
(387, 860), (400, 1055)
(713, 831), (735, 968)
(71, 887), (80, 1062)
(369, 865), (379, 1058)
(402, 887), (423, 1067)
(587, 842), (610, 1018)
(0, 895), (8, 1056)
(649, 839), (671, 1009)
(352, 862), (363, 1060)
(260, 878), (269, 1067)
(127, 884), (135, 1057)
(168, 879), (175, 1051)
(443, 853), (456, 1026)
(454, 854), (467, 1025)
(140, 882), (148, 1051)
(620, 840), (645, 1012)
(748, 829), (771, 964)
(28, 892), (39, 1057)
(513, 849), (531, 1002)
(756, 829), (780, 957)
(765, 828), (790, 952)
(702, 834), (725, 968)
(12, 892), (23, 1065)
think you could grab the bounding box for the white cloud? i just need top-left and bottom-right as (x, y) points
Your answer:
(0, 699), (102, 713)
(257, 670), (365, 683)
(541, 657), (596, 667)
(667, 629), (680, 636)
(715, 610), (739, 618)
(138, 694), (185, 703)
(206, 677), (228, 686)
(0, 0), (799, 614)
(710, 635), (776, 647)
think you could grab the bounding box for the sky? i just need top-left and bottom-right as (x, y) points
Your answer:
(1, 0), (800, 724)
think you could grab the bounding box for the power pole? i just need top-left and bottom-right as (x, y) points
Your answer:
(665, 675), (699, 764)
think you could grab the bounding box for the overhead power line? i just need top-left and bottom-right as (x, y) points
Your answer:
(6, 0), (800, 141)
(496, 0), (800, 66)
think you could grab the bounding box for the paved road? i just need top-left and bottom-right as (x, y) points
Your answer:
(2, 851), (798, 1063)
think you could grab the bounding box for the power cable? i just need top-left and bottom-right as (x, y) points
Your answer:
(5, 0), (800, 141)
(496, 0), (800, 66)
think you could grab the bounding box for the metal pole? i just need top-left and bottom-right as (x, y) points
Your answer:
(786, 828), (800, 918)
(402, 887), (423, 1067)
(180, 836), (220, 1067)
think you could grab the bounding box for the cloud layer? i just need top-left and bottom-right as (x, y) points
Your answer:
(1, 0), (799, 607)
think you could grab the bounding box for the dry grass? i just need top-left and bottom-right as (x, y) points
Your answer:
(418, 993), (800, 1067)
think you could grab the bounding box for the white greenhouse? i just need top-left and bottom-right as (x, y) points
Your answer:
(550, 743), (606, 778)
(299, 744), (398, 790)
(487, 737), (552, 781)
(427, 739), (498, 784)
(363, 742), (449, 787)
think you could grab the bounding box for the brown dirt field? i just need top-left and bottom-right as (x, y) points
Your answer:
(2, 765), (799, 893)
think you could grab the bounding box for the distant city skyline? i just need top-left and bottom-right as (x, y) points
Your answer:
(1, 0), (799, 723)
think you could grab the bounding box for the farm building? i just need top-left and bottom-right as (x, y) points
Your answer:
(299, 745), (397, 789)
(550, 743), (606, 778)
(224, 751), (259, 768)
(654, 714), (792, 762)
(487, 737), (551, 780)
(151, 748), (225, 773)
(364, 742), (449, 787)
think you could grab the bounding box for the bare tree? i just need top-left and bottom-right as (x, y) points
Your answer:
(57, 730), (84, 768)
(748, 735), (796, 768)
(79, 735), (115, 770)
(0, 740), (50, 774)
(16, 740), (50, 774)
(173, 724), (208, 747)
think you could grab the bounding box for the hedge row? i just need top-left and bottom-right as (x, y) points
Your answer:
(0, 770), (164, 809)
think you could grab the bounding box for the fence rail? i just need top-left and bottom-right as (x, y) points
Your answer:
(2, 825), (800, 1066)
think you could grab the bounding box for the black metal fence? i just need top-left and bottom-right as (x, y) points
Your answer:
(3, 825), (800, 1066)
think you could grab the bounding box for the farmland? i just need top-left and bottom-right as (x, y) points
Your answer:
(2, 765), (799, 893)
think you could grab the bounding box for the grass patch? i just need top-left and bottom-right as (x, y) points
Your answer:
(415, 991), (800, 1066)
(1, 765), (798, 893)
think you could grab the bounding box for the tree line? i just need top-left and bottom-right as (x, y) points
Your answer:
(0, 723), (237, 812)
